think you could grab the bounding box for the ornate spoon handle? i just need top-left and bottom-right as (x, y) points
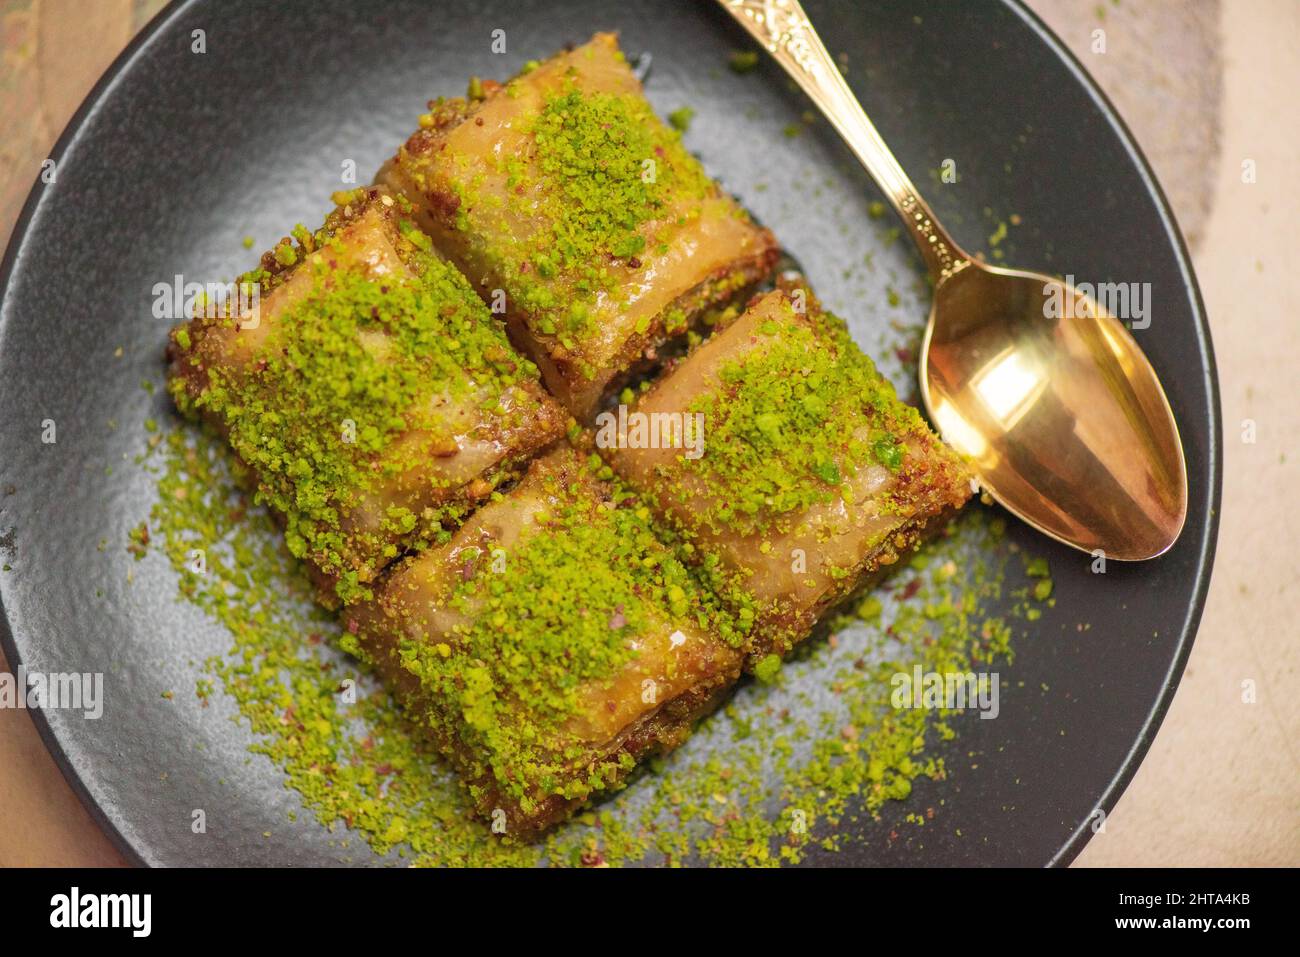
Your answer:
(720, 0), (970, 282)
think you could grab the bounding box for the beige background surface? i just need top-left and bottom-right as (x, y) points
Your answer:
(0, 0), (1296, 867)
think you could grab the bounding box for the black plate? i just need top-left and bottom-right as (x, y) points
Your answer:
(0, 0), (1219, 866)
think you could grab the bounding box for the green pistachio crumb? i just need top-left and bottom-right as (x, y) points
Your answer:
(728, 50), (760, 74)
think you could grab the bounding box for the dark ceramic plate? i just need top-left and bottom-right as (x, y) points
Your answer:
(0, 0), (1219, 866)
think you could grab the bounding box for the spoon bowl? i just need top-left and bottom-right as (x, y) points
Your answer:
(921, 264), (1187, 560)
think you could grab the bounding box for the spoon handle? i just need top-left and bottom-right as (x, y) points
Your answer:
(719, 0), (970, 283)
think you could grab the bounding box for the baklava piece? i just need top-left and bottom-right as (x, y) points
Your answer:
(379, 32), (779, 419)
(603, 286), (973, 664)
(348, 446), (743, 834)
(167, 187), (566, 606)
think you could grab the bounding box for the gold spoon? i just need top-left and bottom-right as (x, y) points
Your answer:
(721, 0), (1187, 560)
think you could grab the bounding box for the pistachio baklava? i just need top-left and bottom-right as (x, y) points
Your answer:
(603, 285), (974, 664)
(378, 32), (779, 419)
(348, 446), (743, 833)
(167, 187), (566, 606)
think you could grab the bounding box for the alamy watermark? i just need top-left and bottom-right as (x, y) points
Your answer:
(594, 404), (705, 460)
(890, 665), (1000, 719)
(152, 274), (261, 328)
(50, 887), (150, 937)
(1044, 275), (1151, 330)
(0, 666), (103, 719)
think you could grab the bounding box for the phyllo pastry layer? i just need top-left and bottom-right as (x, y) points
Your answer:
(348, 445), (743, 834)
(378, 32), (779, 419)
(167, 187), (566, 606)
(603, 286), (974, 664)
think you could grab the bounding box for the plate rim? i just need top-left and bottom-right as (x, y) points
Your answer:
(0, 0), (1222, 869)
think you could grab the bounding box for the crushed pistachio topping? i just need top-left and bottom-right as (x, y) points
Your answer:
(401, 66), (721, 364)
(380, 455), (741, 814)
(728, 50), (760, 74)
(676, 298), (923, 537)
(509, 84), (710, 331)
(169, 205), (541, 603)
(667, 106), (695, 132)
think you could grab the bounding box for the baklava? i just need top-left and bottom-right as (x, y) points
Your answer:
(602, 285), (974, 663)
(167, 187), (566, 606)
(378, 32), (779, 419)
(348, 446), (743, 833)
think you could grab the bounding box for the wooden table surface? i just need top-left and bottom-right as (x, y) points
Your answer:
(1, 0), (1296, 867)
